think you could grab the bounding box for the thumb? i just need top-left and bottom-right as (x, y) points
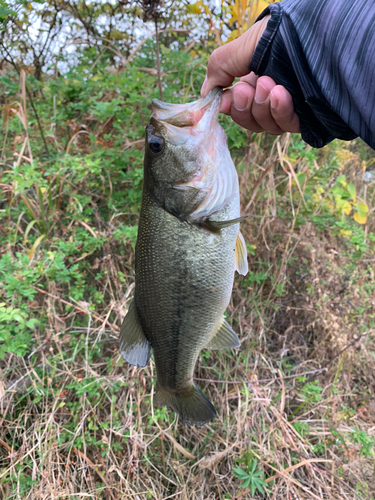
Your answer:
(201, 15), (270, 97)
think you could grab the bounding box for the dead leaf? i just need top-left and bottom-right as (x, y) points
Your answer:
(194, 445), (234, 469)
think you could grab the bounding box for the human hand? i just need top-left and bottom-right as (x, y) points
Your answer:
(201, 16), (300, 135)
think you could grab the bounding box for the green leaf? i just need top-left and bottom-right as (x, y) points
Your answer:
(347, 183), (356, 200)
(354, 201), (369, 214)
(254, 480), (264, 494)
(337, 174), (346, 186)
(250, 459), (257, 473)
(242, 477), (251, 488)
(13, 314), (25, 323)
(295, 172), (306, 185)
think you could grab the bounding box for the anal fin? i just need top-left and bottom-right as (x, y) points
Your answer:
(119, 301), (151, 367)
(206, 319), (240, 350)
(235, 231), (248, 276)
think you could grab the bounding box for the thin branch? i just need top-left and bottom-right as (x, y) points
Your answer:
(154, 16), (163, 100)
(32, 286), (120, 332)
(0, 44), (50, 157)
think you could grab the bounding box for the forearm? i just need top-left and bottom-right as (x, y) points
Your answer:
(250, 0), (375, 148)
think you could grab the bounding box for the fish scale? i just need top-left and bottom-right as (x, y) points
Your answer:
(119, 88), (248, 425)
(136, 192), (237, 390)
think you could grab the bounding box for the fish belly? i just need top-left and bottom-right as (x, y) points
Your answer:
(135, 192), (239, 392)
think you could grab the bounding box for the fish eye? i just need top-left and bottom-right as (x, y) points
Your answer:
(148, 134), (165, 156)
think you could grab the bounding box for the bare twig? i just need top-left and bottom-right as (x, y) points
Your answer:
(31, 286), (120, 331)
(73, 448), (116, 500)
(0, 45), (50, 157)
(154, 17), (163, 101)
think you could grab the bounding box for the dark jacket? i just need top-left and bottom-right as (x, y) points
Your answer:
(250, 0), (375, 149)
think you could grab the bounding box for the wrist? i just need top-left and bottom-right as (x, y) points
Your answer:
(240, 15), (271, 61)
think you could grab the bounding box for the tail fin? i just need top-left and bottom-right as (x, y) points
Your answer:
(155, 383), (217, 427)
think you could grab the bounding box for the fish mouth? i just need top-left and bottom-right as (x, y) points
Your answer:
(146, 87), (237, 223)
(151, 87), (222, 130)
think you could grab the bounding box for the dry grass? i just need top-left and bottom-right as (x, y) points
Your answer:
(1, 114), (375, 499)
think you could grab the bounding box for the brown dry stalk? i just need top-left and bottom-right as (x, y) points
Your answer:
(154, 17), (163, 101)
(163, 432), (195, 460)
(265, 457), (332, 483)
(0, 438), (15, 455)
(194, 368), (327, 385)
(237, 459), (327, 500)
(73, 448), (116, 500)
(32, 286), (120, 331)
(66, 130), (90, 154)
(244, 159), (276, 212)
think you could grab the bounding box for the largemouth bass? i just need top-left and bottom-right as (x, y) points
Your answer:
(119, 88), (248, 426)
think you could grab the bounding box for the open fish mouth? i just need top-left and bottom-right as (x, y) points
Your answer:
(146, 87), (238, 221)
(151, 87), (222, 130)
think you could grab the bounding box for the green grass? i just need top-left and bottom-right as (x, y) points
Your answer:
(1, 42), (375, 500)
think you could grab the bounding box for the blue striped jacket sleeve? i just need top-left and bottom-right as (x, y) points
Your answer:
(249, 0), (375, 149)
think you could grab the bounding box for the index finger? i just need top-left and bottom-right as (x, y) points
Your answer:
(201, 15), (270, 97)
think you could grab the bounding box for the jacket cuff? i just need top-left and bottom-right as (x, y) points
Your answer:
(249, 4), (356, 148)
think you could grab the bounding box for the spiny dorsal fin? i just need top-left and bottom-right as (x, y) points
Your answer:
(235, 231), (248, 276)
(119, 301), (151, 367)
(206, 319), (240, 350)
(204, 215), (247, 232)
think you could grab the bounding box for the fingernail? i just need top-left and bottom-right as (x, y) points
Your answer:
(233, 90), (249, 111)
(254, 82), (269, 104)
(270, 90), (278, 109)
(201, 78), (208, 97)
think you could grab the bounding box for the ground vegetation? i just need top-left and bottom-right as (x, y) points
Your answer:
(0, 1), (374, 499)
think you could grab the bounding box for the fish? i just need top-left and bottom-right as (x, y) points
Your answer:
(119, 87), (248, 426)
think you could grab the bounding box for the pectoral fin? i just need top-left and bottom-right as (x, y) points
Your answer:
(119, 301), (151, 367)
(204, 216), (247, 232)
(235, 231), (248, 276)
(206, 319), (240, 350)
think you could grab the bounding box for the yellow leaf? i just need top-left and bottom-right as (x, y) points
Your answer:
(339, 230), (352, 238)
(342, 201), (352, 215)
(27, 235), (45, 261)
(39, 187), (46, 194)
(188, 1), (202, 14)
(354, 201), (369, 214)
(336, 149), (357, 163)
(325, 200), (335, 213)
(354, 212), (367, 224)
(226, 29), (238, 43)
(250, 0), (271, 23)
(336, 199), (351, 214)
(336, 174), (346, 187)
